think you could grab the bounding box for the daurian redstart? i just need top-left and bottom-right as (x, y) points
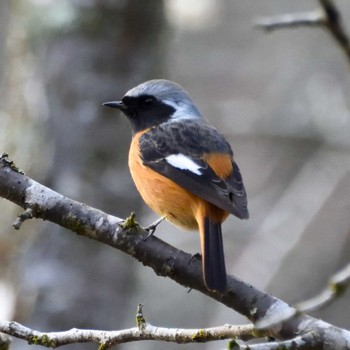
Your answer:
(104, 79), (248, 293)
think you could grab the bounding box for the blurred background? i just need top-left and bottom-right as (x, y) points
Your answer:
(1, 1), (350, 349)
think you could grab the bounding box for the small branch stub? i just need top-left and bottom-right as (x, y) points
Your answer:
(120, 212), (138, 231)
(0, 333), (10, 350)
(13, 207), (34, 230)
(0, 153), (24, 174)
(136, 304), (146, 331)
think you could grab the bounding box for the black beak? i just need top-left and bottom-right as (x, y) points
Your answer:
(103, 101), (126, 110)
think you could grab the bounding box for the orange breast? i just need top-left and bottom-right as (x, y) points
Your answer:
(128, 131), (229, 230)
(128, 131), (197, 229)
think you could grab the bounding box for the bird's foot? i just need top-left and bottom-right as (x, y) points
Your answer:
(188, 252), (201, 265)
(143, 216), (165, 240)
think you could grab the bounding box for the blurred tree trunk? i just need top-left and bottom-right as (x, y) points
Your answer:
(13, 2), (166, 349)
(0, 0), (16, 325)
(0, 0), (49, 324)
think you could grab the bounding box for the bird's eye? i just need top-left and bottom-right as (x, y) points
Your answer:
(140, 96), (156, 109)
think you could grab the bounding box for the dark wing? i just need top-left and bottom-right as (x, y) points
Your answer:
(139, 120), (249, 219)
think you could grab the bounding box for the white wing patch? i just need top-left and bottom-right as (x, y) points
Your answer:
(165, 154), (202, 175)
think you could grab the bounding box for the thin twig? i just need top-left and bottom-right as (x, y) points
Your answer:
(232, 332), (321, 350)
(256, 11), (325, 31)
(297, 262), (350, 313)
(254, 263), (350, 328)
(0, 320), (255, 348)
(256, 0), (350, 66)
(13, 207), (34, 230)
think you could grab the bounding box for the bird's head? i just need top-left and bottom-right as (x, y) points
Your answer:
(103, 79), (202, 132)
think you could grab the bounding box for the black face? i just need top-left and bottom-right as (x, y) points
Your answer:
(120, 94), (176, 133)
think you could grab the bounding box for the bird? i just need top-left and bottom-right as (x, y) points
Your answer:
(103, 79), (248, 293)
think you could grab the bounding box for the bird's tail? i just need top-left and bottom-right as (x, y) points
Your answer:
(200, 217), (227, 293)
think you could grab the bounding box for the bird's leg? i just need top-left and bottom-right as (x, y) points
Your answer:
(143, 216), (166, 239)
(188, 252), (201, 265)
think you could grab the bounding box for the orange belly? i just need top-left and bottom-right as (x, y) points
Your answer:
(128, 131), (228, 230)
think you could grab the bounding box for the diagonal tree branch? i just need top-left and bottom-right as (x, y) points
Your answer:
(0, 154), (287, 324)
(1, 154), (350, 349)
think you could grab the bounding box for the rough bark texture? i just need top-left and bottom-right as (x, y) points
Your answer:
(1, 156), (350, 349)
